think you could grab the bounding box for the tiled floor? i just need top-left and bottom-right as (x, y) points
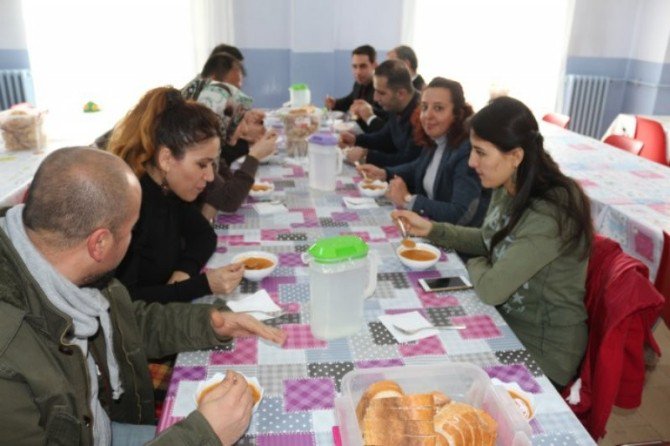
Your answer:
(598, 322), (670, 445)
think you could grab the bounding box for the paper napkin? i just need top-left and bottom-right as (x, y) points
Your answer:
(342, 196), (379, 209)
(226, 289), (282, 321)
(378, 310), (438, 343)
(253, 202), (288, 215)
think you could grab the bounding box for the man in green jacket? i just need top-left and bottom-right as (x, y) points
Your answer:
(0, 147), (286, 445)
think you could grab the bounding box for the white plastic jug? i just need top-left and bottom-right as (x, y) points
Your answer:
(289, 83), (311, 108)
(301, 236), (378, 340)
(307, 133), (343, 191)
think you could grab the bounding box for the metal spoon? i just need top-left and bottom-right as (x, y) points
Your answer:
(354, 161), (371, 183)
(396, 217), (416, 248)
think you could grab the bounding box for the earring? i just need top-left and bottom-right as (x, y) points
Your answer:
(160, 173), (170, 195)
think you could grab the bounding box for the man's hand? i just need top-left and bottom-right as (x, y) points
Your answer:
(356, 163), (386, 181)
(248, 131), (278, 161)
(344, 146), (367, 164)
(167, 270), (190, 284)
(198, 371), (253, 446)
(206, 262), (245, 295)
(210, 311), (287, 345)
(338, 132), (356, 148)
(350, 99), (374, 121)
(325, 95), (336, 110)
(387, 176), (410, 207)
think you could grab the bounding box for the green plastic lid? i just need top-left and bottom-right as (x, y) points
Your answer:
(307, 235), (368, 264)
(290, 83), (309, 91)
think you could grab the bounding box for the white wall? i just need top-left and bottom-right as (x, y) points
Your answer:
(630, 0), (670, 64)
(568, 0), (636, 59)
(0, 0), (27, 50)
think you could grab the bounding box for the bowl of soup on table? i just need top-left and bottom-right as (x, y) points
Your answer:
(232, 251), (278, 281)
(396, 242), (441, 270)
(357, 179), (388, 198)
(249, 181), (275, 198)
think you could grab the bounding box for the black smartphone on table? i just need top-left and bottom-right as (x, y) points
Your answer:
(418, 275), (473, 292)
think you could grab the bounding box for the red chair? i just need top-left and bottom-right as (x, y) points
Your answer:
(542, 112), (571, 129)
(562, 235), (665, 440)
(634, 116), (668, 165)
(603, 134), (644, 155)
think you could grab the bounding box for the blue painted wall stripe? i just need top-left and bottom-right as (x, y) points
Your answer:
(241, 48), (390, 109)
(566, 56), (670, 116)
(0, 49), (30, 70)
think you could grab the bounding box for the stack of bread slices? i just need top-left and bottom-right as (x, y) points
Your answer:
(355, 380), (497, 446)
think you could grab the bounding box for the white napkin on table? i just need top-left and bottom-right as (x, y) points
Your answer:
(253, 202), (288, 215)
(172, 380), (199, 417)
(378, 311), (438, 343)
(342, 196), (379, 209)
(226, 289), (282, 321)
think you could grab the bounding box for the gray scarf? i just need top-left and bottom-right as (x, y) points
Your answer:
(1, 205), (123, 445)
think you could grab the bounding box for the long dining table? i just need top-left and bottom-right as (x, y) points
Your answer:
(541, 122), (670, 326)
(157, 147), (595, 445)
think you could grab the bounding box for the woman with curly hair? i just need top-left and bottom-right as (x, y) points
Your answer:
(357, 77), (489, 225)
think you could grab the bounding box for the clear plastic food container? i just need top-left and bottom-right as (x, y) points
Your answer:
(334, 362), (532, 446)
(0, 108), (47, 151)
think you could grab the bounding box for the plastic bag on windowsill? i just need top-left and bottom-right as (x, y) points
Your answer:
(0, 104), (47, 152)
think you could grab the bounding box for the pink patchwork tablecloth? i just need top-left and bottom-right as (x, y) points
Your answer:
(542, 122), (670, 282)
(158, 159), (595, 445)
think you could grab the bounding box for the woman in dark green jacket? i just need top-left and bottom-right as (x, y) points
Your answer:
(393, 97), (594, 387)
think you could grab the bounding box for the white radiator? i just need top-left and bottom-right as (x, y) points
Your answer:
(562, 75), (610, 138)
(0, 69), (34, 111)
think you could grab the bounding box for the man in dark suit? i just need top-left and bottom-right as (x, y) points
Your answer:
(387, 45), (426, 91)
(325, 45), (388, 133)
(338, 60), (421, 168)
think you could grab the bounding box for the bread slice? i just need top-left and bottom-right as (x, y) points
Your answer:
(367, 395), (435, 421)
(474, 408), (498, 446)
(434, 402), (499, 446)
(364, 418), (436, 445)
(431, 391), (451, 408)
(356, 380), (497, 446)
(356, 380), (404, 430)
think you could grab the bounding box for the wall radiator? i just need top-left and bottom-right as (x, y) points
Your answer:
(0, 69), (35, 111)
(562, 75), (610, 138)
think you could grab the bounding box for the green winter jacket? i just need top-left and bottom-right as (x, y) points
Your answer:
(0, 222), (230, 445)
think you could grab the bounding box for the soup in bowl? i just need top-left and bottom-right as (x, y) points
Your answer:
(249, 181), (275, 198)
(357, 179), (388, 198)
(195, 372), (264, 412)
(396, 242), (441, 270)
(232, 251), (279, 281)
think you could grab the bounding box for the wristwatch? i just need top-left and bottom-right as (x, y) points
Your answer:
(404, 194), (415, 208)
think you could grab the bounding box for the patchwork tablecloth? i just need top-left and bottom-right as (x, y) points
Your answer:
(542, 122), (670, 283)
(158, 158), (595, 445)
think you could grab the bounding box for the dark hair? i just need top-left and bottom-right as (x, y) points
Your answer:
(471, 96), (593, 258)
(374, 59), (413, 92)
(108, 87), (221, 177)
(413, 77), (473, 149)
(352, 44), (376, 64)
(209, 43), (244, 61)
(392, 45), (418, 71)
(201, 52), (242, 81)
(23, 147), (135, 246)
